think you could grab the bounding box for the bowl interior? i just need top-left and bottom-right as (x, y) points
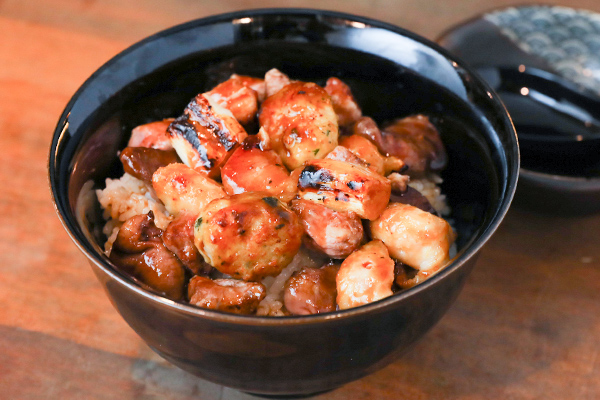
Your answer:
(50, 9), (518, 315)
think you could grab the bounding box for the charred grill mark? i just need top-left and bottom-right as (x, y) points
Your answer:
(335, 191), (350, 202)
(169, 116), (213, 168)
(298, 165), (335, 191)
(262, 197), (278, 208)
(188, 96), (236, 150)
(346, 180), (364, 191)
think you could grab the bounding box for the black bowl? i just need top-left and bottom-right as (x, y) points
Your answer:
(437, 4), (600, 214)
(49, 9), (518, 396)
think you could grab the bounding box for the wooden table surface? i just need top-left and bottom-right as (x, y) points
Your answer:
(2, 0), (600, 398)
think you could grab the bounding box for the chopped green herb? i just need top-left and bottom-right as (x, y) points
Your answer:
(313, 148), (320, 156)
(194, 217), (202, 229)
(262, 197), (278, 207)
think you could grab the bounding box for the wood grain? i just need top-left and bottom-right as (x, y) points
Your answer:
(2, 1), (600, 399)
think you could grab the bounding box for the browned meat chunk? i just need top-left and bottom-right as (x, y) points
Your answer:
(297, 158), (391, 221)
(381, 115), (447, 173)
(259, 81), (338, 169)
(283, 264), (339, 315)
(220, 136), (297, 202)
(188, 276), (266, 314)
(127, 119), (174, 150)
(291, 199), (364, 258)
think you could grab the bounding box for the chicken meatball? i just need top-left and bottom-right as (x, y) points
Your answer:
(259, 81), (338, 169)
(194, 192), (303, 281)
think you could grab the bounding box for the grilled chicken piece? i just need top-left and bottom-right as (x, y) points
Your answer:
(259, 81), (338, 170)
(231, 74), (267, 101)
(370, 202), (455, 272)
(324, 145), (370, 168)
(336, 240), (395, 310)
(188, 276), (266, 314)
(297, 158), (391, 220)
(324, 77), (362, 126)
(128, 119), (174, 150)
(291, 199), (364, 258)
(339, 135), (405, 176)
(194, 193), (303, 282)
(221, 136), (298, 202)
(168, 93), (247, 178)
(264, 68), (291, 98)
(205, 75), (264, 125)
(152, 163), (226, 217)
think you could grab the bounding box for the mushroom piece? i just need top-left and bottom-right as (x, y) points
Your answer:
(188, 276), (266, 314)
(163, 212), (212, 275)
(381, 114), (447, 174)
(119, 146), (180, 183)
(109, 212), (185, 300)
(283, 264), (339, 315)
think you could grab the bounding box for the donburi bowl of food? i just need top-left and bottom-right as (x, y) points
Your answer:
(49, 8), (519, 396)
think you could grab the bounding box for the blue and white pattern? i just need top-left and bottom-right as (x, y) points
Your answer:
(485, 5), (600, 95)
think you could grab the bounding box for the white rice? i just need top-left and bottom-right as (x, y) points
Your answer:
(95, 173), (172, 254)
(408, 173), (450, 216)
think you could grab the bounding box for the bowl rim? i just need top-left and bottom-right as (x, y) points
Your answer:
(520, 167), (600, 186)
(49, 7), (519, 327)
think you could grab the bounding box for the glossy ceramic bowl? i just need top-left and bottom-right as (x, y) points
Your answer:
(49, 9), (519, 396)
(438, 4), (600, 214)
